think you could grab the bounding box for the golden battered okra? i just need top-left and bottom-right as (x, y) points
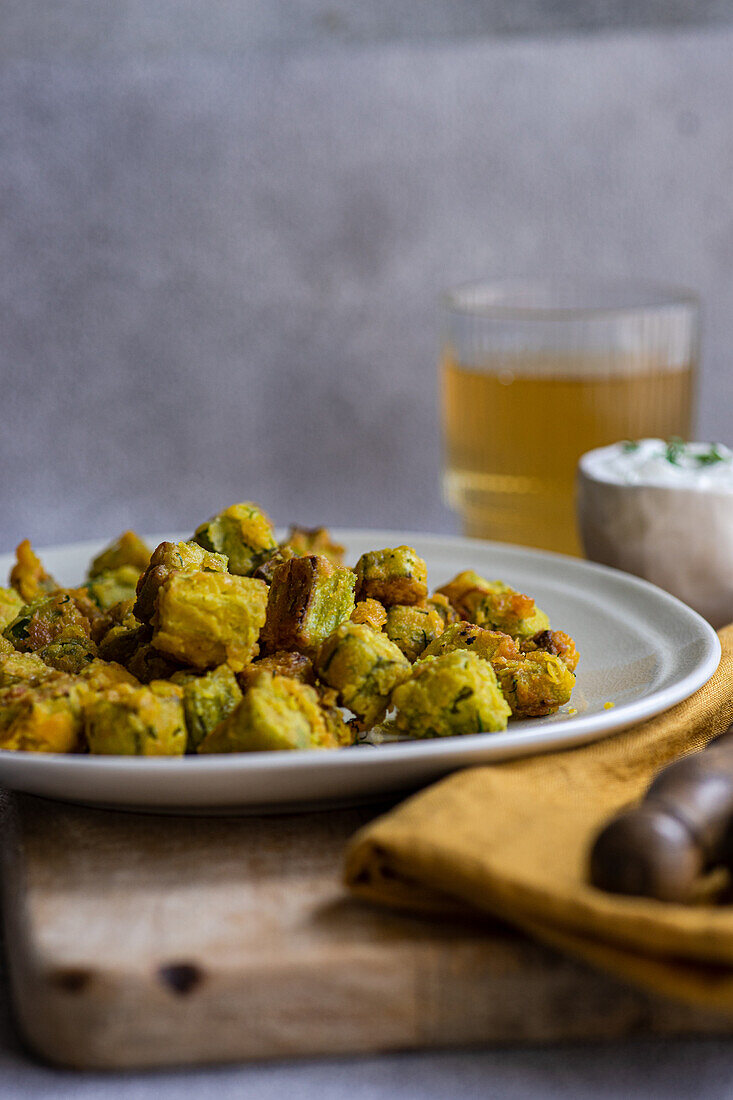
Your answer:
(422, 622), (520, 663)
(316, 621), (410, 727)
(281, 525), (345, 565)
(0, 673), (84, 753)
(437, 571), (549, 639)
(173, 664), (243, 751)
(84, 566), (142, 611)
(199, 672), (347, 753)
(0, 587), (24, 632)
(194, 502), (277, 577)
(261, 555), (356, 656)
(354, 546), (428, 607)
(0, 501), (578, 756)
(88, 531), (151, 578)
(134, 540), (228, 622)
(84, 680), (186, 756)
(391, 650), (511, 739)
(384, 602), (445, 662)
(351, 598), (388, 631)
(152, 570), (268, 671)
(493, 651), (575, 718)
(3, 592), (97, 672)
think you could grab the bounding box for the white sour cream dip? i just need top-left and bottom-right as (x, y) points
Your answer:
(582, 439), (733, 492)
(577, 440), (733, 627)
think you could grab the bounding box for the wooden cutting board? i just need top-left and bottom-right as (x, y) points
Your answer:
(0, 791), (730, 1070)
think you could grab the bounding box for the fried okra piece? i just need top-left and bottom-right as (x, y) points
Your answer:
(172, 664), (243, 751)
(422, 622), (520, 663)
(77, 659), (139, 693)
(316, 622), (410, 727)
(134, 540), (228, 622)
(0, 587), (24, 631)
(238, 650), (315, 690)
(0, 674), (84, 753)
(194, 502), (277, 577)
(493, 651), (575, 718)
(40, 639), (98, 674)
(9, 540), (57, 604)
(384, 603), (445, 663)
(126, 640), (185, 684)
(94, 599), (143, 660)
(253, 546), (297, 584)
(391, 651), (510, 739)
(152, 571), (268, 671)
(88, 531), (151, 578)
(470, 582), (550, 640)
(520, 629), (579, 673)
(281, 526), (345, 566)
(199, 673), (345, 753)
(0, 650), (54, 689)
(353, 546), (428, 607)
(351, 598), (388, 631)
(4, 592), (95, 656)
(434, 571), (492, 620)
(426, 592), (460, 627)
(436, 571), (550, 639)
(84, 680), (186, 756)
(84, 566), (142, 611)
(261, 555), (356, 656)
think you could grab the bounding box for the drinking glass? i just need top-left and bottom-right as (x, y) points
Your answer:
(440, 277), (699, 556)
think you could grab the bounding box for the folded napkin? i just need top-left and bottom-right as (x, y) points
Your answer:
(344, 625), (733, 1012)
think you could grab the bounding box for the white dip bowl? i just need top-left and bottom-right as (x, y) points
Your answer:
(577, 439), (733, 628)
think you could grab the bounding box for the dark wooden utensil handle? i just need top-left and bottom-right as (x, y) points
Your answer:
(589, 726), (733, 902)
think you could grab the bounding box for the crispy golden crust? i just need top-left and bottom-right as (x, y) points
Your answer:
(470, 584), (547, 638)
(421, 621), (520, 664)
(238, 650), (315, 689)
(316, 622), (410, 728)
(152, 571), (268, 672)
(354, 547), (428, 607)
(84, 681), (186, 756)
(10, 541), (57, 604)
(0, 673), (84, 753)
(350, 599), (388, 631)
(260, 555), (356, 656)
(426, 592), (460, 626)
(194, 502), (277, 577)
(282, 526), (345, 565)
(3, 592), (94, 655)
(391, 650), (511, 738)
(384, 602), (445, 662)
(435, 571), (492, 620)
(88, 531), (151, 578)
(253, 546), (297, 584)
(134, 541), (228, 622)
(520, 629), (579, 673)
(493, 651), (575, 718)
(198, 673), (339, 753)
(0, 587), (24, 632)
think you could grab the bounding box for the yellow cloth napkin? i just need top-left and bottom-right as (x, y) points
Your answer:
(344, 625), (733, 1012)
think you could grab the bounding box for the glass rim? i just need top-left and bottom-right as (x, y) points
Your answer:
(442, 276), (699, 321)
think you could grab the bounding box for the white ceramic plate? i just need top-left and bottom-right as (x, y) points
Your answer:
(0, 531), (720, 814)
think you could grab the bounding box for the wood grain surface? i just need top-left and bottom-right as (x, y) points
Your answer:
(0, 792), (729, 1070)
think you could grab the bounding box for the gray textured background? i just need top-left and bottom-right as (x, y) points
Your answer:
(3, 6), (733, 555)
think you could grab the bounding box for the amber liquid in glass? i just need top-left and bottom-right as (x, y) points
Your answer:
(441, 351), (695, 556)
